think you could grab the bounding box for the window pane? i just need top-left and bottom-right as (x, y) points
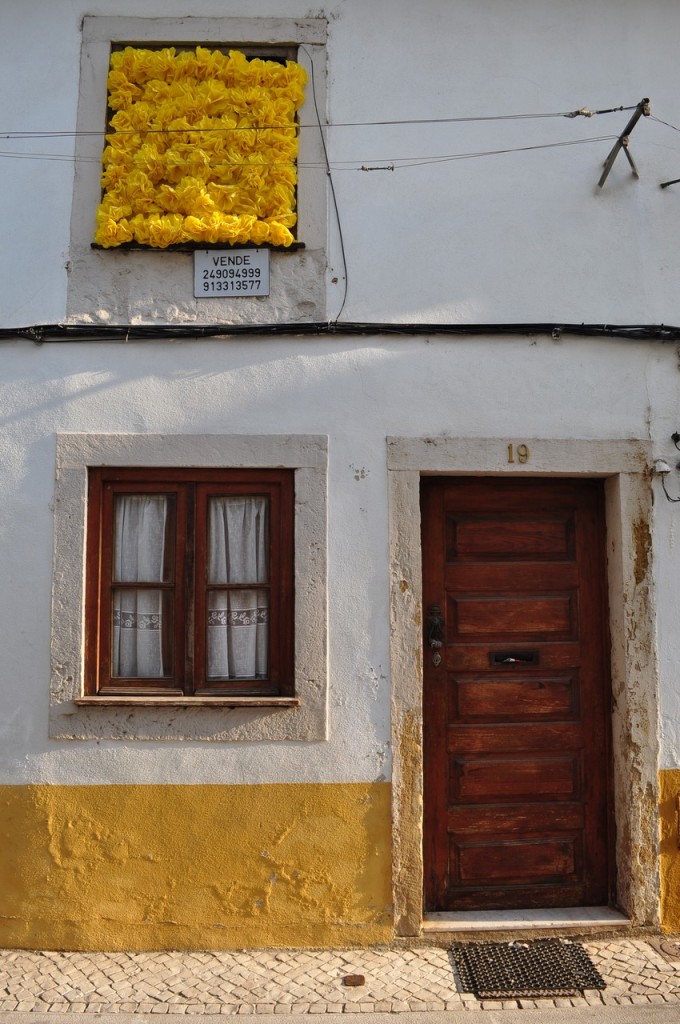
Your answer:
(208, 496), (269, 584)
(113, 494), (174, 583)
(207, 590), (269, 679)
(112, 589), (174, 678)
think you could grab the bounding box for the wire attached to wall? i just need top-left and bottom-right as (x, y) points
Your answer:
(0, 103), (640, 140)
(5, 321), (680, 344)
(2, 91), (673, 322)
(301, 45), (348, 323)
(654, 436), (680, 502)
(0, 133), (621, 171)
(353, 134), (619, 173)
(0, 102), (663, 181)
(652, 113), (680, 188)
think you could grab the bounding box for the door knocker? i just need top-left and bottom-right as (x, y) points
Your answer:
(426, 603), (444, 667)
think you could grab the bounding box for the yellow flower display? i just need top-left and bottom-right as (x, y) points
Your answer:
(94, 46), (306, 248)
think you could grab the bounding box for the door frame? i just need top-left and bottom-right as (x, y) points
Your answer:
(387, 436), (660, 935)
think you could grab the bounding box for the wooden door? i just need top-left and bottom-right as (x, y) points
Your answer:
(421, 477), (611, 911)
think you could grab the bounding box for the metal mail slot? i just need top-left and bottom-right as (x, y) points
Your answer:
(490, 650), (540, 665)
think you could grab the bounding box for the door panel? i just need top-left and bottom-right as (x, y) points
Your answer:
(450, 754), (581, 801)
(422, 477), (611, 912)
(451, 516), (573, 559)
(454, 836), (580, 882)
(453, 674), (579, 719)
(451, 593), (577, 638)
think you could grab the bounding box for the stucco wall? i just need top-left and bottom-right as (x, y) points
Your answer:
(3, 0), (680, 943)
(0, 783), (392, 949)
(0, 335), (674, 787)
(3, 0), (680, 327)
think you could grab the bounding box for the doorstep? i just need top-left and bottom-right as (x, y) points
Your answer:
(422, 906), (631, 934)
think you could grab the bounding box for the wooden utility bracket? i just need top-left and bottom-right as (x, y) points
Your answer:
(598, 98), (650, 188)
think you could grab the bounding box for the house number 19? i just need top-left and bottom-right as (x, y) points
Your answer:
(507, 443), (531, 464)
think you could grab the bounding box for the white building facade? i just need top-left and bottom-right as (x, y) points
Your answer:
(2, 0), (680, 949)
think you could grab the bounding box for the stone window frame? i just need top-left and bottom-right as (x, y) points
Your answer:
(66, 16), (327, 324)
(50, 433), (328, 741)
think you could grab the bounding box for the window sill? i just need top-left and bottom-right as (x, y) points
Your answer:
(74, 696), (300, 708)
(90, 241), (306, 253)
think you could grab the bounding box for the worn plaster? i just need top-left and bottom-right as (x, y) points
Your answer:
(607, 474), (661, 924)
(0, 782), (392, 950)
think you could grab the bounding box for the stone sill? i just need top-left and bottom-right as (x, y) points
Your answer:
(75, 696), (300, 708)
(422, 907), (631, 934)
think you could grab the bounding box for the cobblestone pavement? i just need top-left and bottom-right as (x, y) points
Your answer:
(1, 939), (680, 1015)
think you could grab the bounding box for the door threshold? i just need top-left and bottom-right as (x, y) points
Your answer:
(422, 907), (630, 933)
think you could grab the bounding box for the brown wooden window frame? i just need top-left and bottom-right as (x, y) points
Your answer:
(85, 467), (294, 699)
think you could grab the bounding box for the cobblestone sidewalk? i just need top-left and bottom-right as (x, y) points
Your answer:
(1, 939), (680, 1015)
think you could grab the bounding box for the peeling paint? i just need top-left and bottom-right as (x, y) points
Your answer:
(608, 480), (660, 925)
(632, 516), (652, 588)
(394, 712), (423, 936)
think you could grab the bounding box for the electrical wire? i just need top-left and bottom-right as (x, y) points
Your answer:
(0, 101), (661, 329)
(350, 134), (619, 171)
(661, 475), (680, 503)
(0, 150), (86, 163)
(649, 114), (680, 134)
(0, 103), (639, 140)
(0, 134), (621, 170)
(300, 45), (348, 322)
(0, 102), (651, 179)
(3, 322), (680, 344)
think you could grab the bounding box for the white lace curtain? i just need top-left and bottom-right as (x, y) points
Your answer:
(112, 494), (268, 680)
(207, 496), (269, 680)
(113, 495), (169, 678)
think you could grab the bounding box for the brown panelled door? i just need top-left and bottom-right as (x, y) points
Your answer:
(421, 478), (611, 911)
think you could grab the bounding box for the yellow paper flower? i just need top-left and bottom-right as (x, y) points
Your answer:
(95, 211), (134, 247)
(94, 45), (306, 248)
(266, 221), (295, 247)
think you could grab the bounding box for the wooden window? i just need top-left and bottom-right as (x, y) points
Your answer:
(85, 468), (294, 698)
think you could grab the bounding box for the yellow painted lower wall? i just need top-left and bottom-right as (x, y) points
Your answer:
(660, 770), (680, 932)
(0, 782), (393, 951)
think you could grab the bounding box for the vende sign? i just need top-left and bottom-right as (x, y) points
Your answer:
(194, 249), (270, 297)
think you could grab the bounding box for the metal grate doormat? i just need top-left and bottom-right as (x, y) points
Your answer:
(452, 939), (606, 999)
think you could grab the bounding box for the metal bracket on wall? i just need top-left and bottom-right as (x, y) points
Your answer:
(655, 433), (680, 503)
(598, 98), (650, 188)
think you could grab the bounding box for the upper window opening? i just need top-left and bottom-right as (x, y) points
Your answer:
(95, 44), (307, 250)
(68, 18), (327, 322)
